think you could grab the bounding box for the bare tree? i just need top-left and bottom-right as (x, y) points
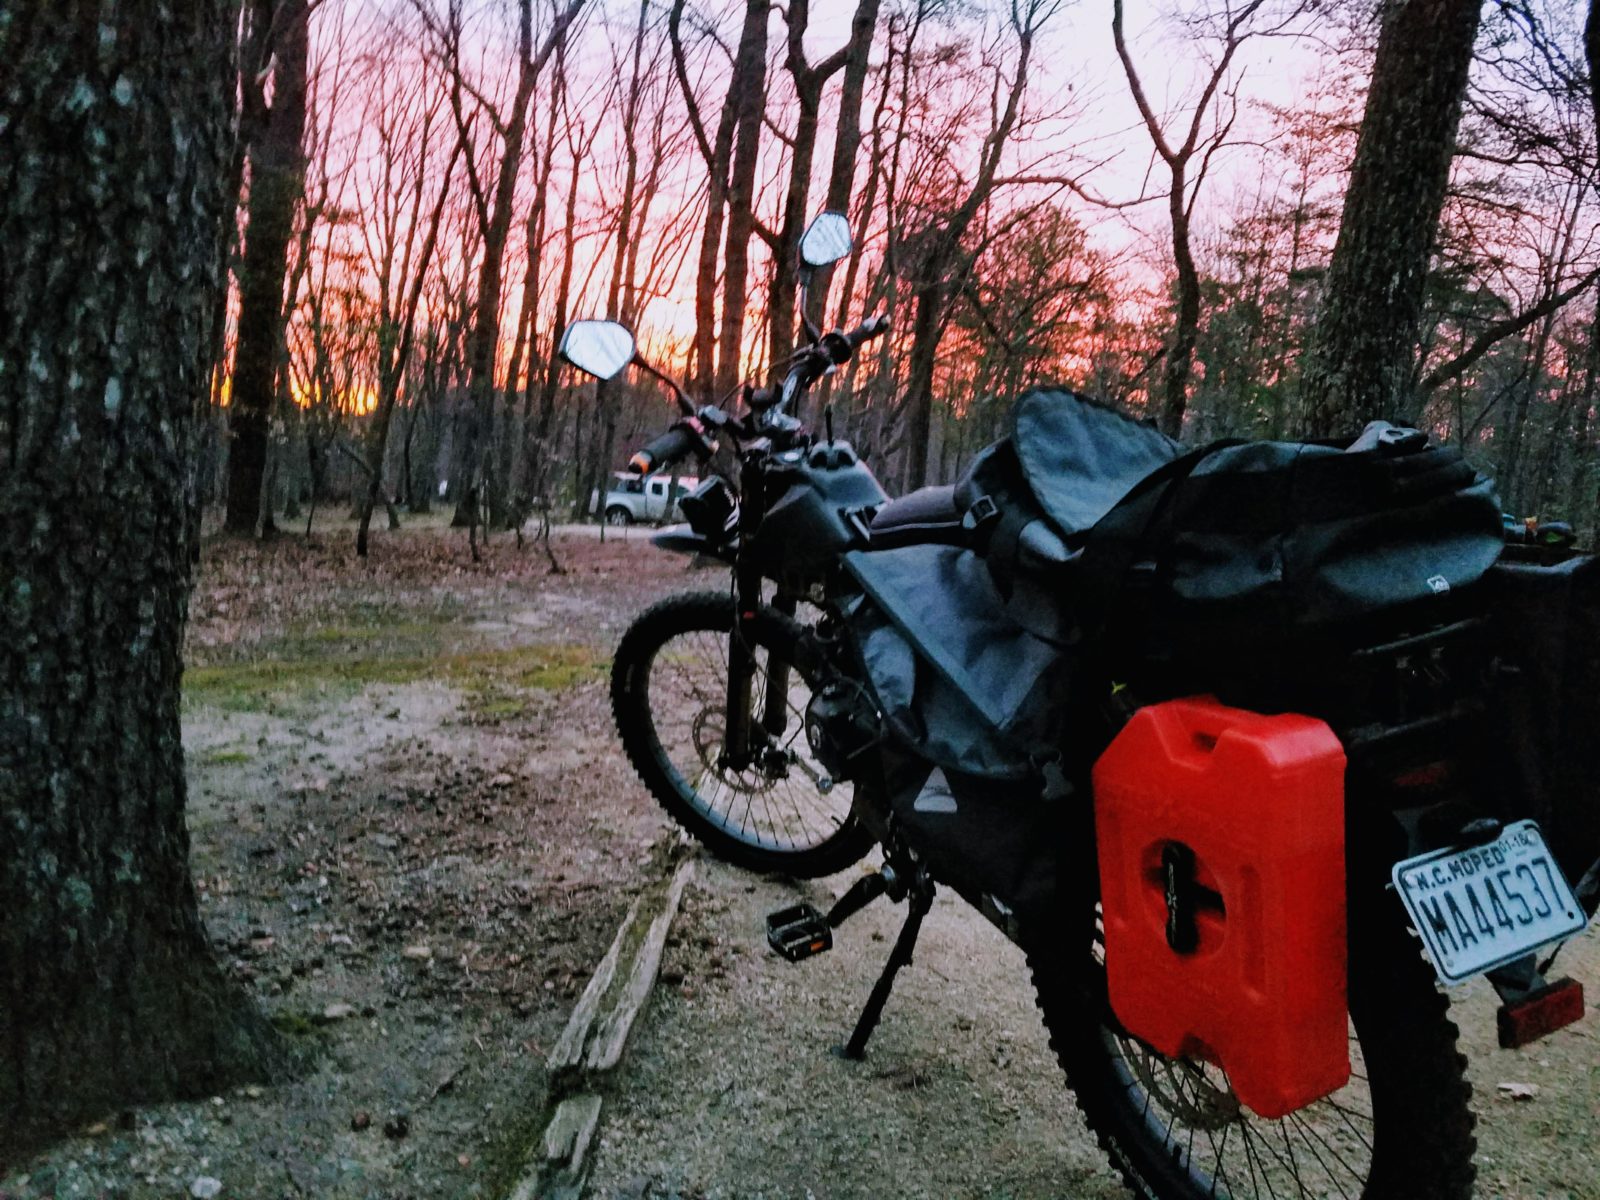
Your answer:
(900, 0), (1059, 491)
(353, 30), (464, 557)
(766, 0), (882, 369)
(424, 0), (584, 552)
(1300, 0), (1485, 436)
(225, 0), (311, 534)
(670, 0), (745, 394)
(715, 0), (772, 397)
(1112, 0), (1285, 437)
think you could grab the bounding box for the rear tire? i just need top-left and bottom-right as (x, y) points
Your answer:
(611, 592), (874, 877)
(1029, 882), (1476, 1200)
(605, 505), (632, 527)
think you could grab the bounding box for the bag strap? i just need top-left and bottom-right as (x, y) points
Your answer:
(1074, 438), (1247, 642)
(971, 499), (1034, 600)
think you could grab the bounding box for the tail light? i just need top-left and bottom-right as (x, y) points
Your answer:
(1497, 977), (1585, 1049)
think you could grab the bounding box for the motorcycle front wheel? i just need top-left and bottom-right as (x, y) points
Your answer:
(1029, 883), (1477, 1200)
(611, 591), (874, 877)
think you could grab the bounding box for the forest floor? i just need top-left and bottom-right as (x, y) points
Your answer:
(3, 514), (1599, 1200)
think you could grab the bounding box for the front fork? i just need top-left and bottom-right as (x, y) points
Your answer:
(721, 561), (796, 772)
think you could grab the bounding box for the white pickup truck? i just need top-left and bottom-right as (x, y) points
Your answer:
(595, 471), (699, 526)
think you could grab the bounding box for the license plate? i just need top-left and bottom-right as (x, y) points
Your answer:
(1391, 820), (1588, 986)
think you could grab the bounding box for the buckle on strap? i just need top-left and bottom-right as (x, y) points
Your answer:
(962, 494), (1000, 539)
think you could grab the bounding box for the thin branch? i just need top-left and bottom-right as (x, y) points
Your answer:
(1422, 267), (1600, 392)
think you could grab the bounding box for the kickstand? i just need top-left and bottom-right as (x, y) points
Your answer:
(836, 880), (933, 1061)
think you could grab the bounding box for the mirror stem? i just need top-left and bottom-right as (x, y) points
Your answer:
(630, 353), (696, 416)
(798, 273), (823, 346)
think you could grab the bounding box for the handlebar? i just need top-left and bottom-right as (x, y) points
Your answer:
(776, 311), (891, 413)
(629, 414), (718, 474)
(844, 312), (891, 350)
(628, 311), (890, 471)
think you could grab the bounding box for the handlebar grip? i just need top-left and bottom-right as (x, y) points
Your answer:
(629, 424), (699, 475)
(845, 312), (891, 349)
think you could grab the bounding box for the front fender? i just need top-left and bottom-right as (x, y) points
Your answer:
(650, 524), (737, 563)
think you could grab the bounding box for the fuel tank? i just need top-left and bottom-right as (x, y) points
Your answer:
(748, 440), (887, 578)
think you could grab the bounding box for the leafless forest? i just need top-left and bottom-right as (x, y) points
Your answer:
(217, 0), (1600, 546)
(7, 0), (1600, 1176)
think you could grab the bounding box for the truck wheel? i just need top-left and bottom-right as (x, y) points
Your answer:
(605, 505), (632, 527)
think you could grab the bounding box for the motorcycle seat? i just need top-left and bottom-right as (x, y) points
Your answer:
(867, 485), (967, 549)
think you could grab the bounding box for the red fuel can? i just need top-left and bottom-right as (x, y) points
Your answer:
(1092, 697), (1349, 1119)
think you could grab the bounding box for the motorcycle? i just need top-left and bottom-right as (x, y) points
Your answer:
(558, 212), (1598, 1200)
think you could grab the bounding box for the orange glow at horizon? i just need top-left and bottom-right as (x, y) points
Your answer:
(290, 377), (378, 416)
(211, 373), (378, 416)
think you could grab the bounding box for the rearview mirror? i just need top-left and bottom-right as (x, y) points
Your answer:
(559, 320), (636, 381)
(799, 211), (852, 268)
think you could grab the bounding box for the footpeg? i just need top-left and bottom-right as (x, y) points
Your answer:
(767, 903), (833, 961)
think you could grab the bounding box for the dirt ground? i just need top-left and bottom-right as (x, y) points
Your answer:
(589, 862), (1600, 1200)
(4, 514), (1599, 1200)
(1, 517), (693, 1200)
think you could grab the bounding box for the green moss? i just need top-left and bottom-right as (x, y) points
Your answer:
(200, 748), (252, 765)
(500, 644), (604, 690)
(270, 1009), (319, 1037)
(183, 656), (423, 713)
(184, 642), (605, 714)
(469, 694), (528, 719)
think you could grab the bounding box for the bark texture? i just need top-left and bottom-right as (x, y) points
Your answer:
(1300, 0), (1483, 437)
(0, 1), (279, 1157)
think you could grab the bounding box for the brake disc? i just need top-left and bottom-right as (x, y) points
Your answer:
(692, 707), (779, 795)
(1121, 1039), (1242, 1131)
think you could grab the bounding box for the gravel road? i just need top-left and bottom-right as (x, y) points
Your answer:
(586, 857), (1600, 1200)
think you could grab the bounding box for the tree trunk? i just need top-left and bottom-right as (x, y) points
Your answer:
(1300, 0), (1482, 437)
(768, 0), (880, 378)
(0, 1), (280, 1155)
(1586, 1), (1599, 145)
(900, 4), (1040, 489)
(768, 3), (827, 372)
(715, 0), (770, 397)
(450, 70), (535, 528)
(529, 137), (581, 513)
(1568, 290), (1600, 542)
(448, 0), (583, 530)
(671, 0), (741, 396)
(224, 0), (309, 534)
(1160, 163), (1201, 437)
(806, 0), (880, 338)
(902, 276), (949, 490)
(358, 146), (459, 556)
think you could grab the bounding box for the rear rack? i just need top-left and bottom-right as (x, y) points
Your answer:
(1348, 617), (1485, 662)
(1336, 615), (1491, 762)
